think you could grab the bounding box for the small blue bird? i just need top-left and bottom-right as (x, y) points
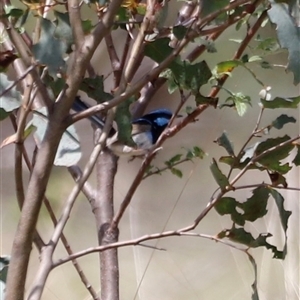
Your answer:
(72, 97), (173, 156)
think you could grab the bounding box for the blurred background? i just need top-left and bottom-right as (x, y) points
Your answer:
(1, 2), (299, 299)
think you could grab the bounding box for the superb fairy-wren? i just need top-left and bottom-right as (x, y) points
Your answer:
(72, 97), (173, 156)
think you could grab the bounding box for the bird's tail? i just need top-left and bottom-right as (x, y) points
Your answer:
(72, 97), (116, 137)
(72, 96), (106, 128)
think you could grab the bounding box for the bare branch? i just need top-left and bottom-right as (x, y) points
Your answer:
(0, 63), (38, 98)
(5, 1), (124, 297)
(68, 0), (85, 48)
(105, 33), (121, 87)
(28, 102), (117, 298)
(68, 165), (96, 204)
(2, 23), (53, 109)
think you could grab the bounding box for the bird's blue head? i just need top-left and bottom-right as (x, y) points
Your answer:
(132, 108), (173, 143)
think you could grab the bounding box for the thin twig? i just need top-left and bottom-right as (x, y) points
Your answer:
(52, 226), (249, 267)
(227, 106), (265, 179)
(68, 165), (96, 204)
(3, 22), (53, 109)
(120, 0), (154, 89)
(0, 63), (38, 98)
(230, 135), (300, 187)
(142, 158), (191, 179)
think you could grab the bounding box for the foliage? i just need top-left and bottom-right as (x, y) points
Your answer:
(0, 1), (299, 300)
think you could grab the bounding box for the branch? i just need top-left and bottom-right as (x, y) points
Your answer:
(5, 1), (124, 298)
(120, 0), (155, 88)
(53, 226), (250, 267)
(2, 22), (53, 109)
(68, 165), (96, 205)
(227, 105), (265, 179)
(0, 63), (38, 98)
(105, 33), (122, 87)
(28, 142), (105, 299)
(142, 158), (191, 179)
(28, 105), (116, 299)
(68, 0), (85, 48)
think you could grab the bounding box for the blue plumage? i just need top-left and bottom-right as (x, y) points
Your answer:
(132, 109), (173, 144)
(72, 97), (173, 155)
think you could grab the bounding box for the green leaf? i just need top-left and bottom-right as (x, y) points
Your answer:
(171, 167), (183, 178)
(79, 76), (113, 103)
(234, 94), (251, 116)
(218, 227), (256, 246)
(271, 114), (296, 129)
(178, 60), (212, 94)
(196, 38), (217, 53)
(115, 97), (135, 145)
(247, 253), (259, 300)
(215, 197), (245, 226)
(0, 256), (9, 283)
(241, 54), (248, 63)
(163, 60), (212, 95)
(0, 108), (9, 121)
(31, 108), (81, 166)
(255, 135), (294, 173)
(160, 69), (178, 94)
(241, 186), (269, 222)
(18, 8), (29, 27)
(173, 25), (188, 40)
(267, 171), (288, 187)
(223, 89), (251, 116)
(200, 0), (229, 22)
(220, 155), (250, 169)
(82, 19), (94, 33)
(261, 95), (300, 109)
(240, 142), (260, 163)
(146, 40), (211, 94)
(195, 94), (218, 106)
(269, 188), (291, 232)
(240, 136), (294, 173)
(210, 159), (229, 191)
(215, 197), (236, 215)
(32, 18), (67, 77)
(215, 132), (235, 156)
(144, 38), (174, 64)
(186, 146), (206, 160)
(214, 60), (243, 76)
(292, 145), (300, 166)
(23, 123), (37, 139)
(268, 3), (300, 84)
(269, 188), (291, 259)
(4, 5), (24, 18)
(215, 187), (270, 225)
(255, 35), (279, 52)
(47, 77), (66, 98)
(54, 11), (73, 52)
(0, 73), (22, 120)
(168, 154), (182, 164)
(218, 227), (284, 258)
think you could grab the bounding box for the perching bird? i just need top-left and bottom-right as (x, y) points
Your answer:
(72, 97), (173, 156)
